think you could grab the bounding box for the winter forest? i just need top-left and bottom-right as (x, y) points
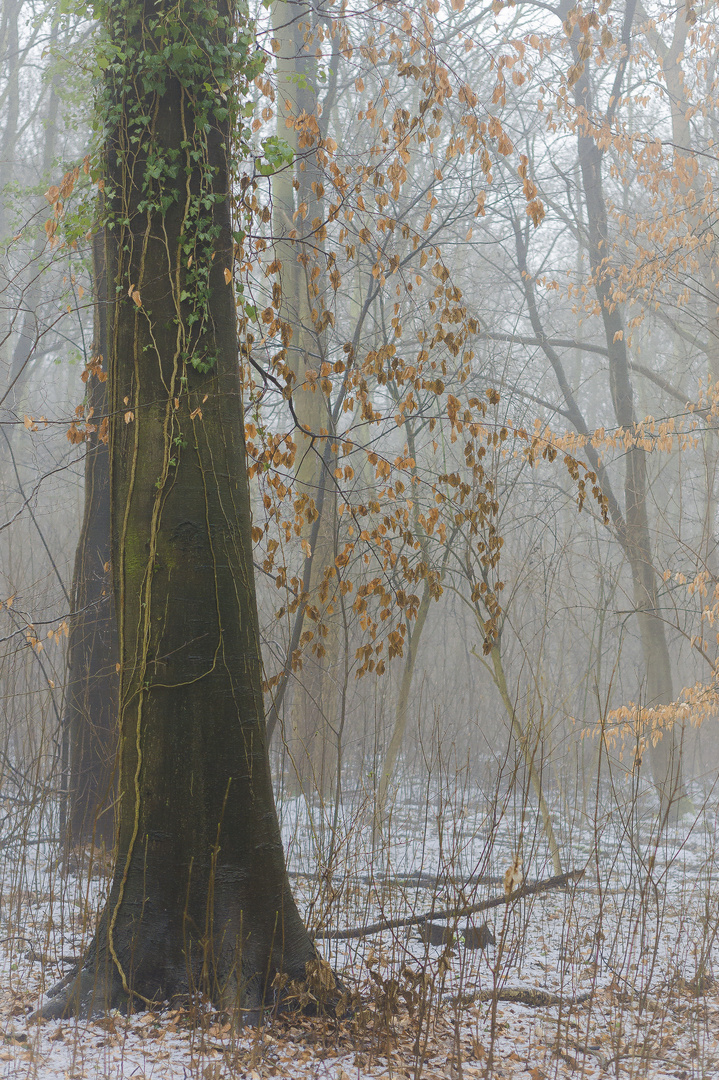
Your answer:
(2, 0), (719, 1076)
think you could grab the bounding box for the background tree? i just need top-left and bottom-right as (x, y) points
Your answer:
(63, 224), (118, 852)
(270, 0), (342, 797)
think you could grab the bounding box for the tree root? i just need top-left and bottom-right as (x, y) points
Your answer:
(31, 964), (132, 1021)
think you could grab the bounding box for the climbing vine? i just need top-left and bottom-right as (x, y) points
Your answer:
(100, 0), (264, 373)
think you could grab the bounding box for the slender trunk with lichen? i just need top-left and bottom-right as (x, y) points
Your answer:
(271, 0), (340, 796)
(38, 0), (324, 1021)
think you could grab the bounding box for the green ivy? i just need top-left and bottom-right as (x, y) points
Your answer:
(99, 0), (265, 372)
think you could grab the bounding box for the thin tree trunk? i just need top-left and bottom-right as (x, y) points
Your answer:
(0, 0), (20, 244)
(641, 2), (719, 576)
(64, 225), (118, 852)
(5, 33), (59, 404)
(374, 417), (438, 835)
(271, 0), (340, 796)
(374, 578), (432, 837)
(489, 643), (562, 877)
(559, 0), (686, 817)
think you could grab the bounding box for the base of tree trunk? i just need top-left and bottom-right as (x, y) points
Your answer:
(34, 940), (341, 1025)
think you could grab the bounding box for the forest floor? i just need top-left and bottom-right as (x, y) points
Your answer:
(1, 772), (718, 1079)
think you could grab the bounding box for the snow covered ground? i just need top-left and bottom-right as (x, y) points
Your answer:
(2, 774), (718, 1078)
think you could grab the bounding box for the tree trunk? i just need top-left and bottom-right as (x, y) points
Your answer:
(374, 578), (431, 838)
(1, 58), (59, 415)
(489, 643), (562, 877)
(577, 136), (685, 817)
(271, 0), (340, 797)
(0, 0), (21, 244)
(289, 480), (340, 798)
(642, 3), (719, 576)
(38, 0), (322, 1020)
(564, 0), (687, 816)
(64, 226), (118, 852)
(374, 420), (437, 836)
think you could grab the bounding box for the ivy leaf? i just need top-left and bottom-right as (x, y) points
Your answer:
(257, 136), (294, 177)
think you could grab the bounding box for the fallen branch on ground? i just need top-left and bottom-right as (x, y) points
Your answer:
(448, 987), (592, 1008)
(313, 868), (585, 941)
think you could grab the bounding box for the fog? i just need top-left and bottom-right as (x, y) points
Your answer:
(1, 0), (719, 1076)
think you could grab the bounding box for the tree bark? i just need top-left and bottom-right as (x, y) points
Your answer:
(64, 226), (118, 852)
(38, 0), (322, 1021)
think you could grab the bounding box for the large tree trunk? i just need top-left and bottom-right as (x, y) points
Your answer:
(64, 227), (118, 851)
(38, 0), (322, 1020)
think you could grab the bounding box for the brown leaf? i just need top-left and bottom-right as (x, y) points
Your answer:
(93, 1016), (117, 1033)
(503, 854), (523, 895)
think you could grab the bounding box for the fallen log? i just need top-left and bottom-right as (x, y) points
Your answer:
(448, 987), (592, 1008)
